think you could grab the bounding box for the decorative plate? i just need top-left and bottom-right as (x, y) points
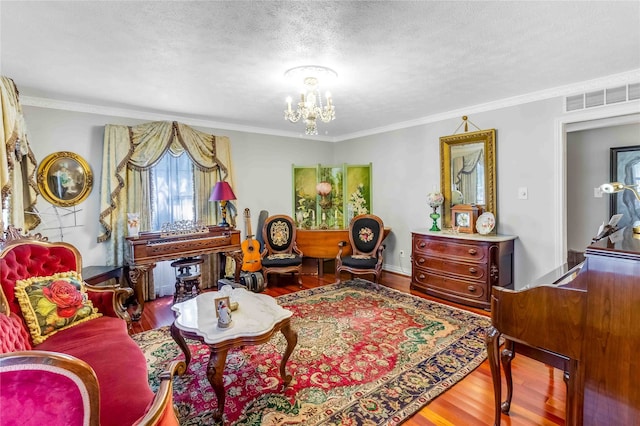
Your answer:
(476, 212), (496, 235)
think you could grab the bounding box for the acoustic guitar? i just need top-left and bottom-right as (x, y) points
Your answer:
(241, 208), (262, 272)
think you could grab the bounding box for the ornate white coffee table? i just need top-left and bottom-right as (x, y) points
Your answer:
(170, 288), (297, 421)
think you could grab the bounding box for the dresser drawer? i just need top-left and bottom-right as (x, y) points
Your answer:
(411, 231), (516, 309)
(413, 236), (488, 262)
(412, 270), (487, 302)
(413, 255), (487, 281)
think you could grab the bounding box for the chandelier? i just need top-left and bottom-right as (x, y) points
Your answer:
(284, 65), (336, 135)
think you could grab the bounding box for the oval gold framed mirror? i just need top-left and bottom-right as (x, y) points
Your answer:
(37, 151), (93, 207)
(440, 129), (496, 229)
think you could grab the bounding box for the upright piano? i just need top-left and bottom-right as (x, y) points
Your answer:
(125, 225), (242, 317)
(486, 229), (640, 425)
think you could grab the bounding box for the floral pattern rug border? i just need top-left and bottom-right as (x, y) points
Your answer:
(133, 279), (491, 425)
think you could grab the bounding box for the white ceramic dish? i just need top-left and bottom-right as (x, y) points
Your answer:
(476, 212), (495, 235)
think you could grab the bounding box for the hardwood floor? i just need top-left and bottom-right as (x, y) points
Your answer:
(131, 270), (566, 426)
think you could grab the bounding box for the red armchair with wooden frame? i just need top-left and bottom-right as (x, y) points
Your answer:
(0, 226), (185, 426)
(336, 214), (386, 283)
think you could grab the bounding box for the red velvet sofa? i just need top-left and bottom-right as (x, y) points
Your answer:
(0, 227), (184, 426)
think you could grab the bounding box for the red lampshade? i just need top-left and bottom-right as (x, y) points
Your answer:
(209, 181), (237, 201)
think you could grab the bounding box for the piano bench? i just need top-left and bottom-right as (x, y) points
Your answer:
(171, 257), (204, 304)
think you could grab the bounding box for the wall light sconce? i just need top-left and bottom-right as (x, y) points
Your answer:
(600, 181), (640, 236)
(600, 182), (640, 201)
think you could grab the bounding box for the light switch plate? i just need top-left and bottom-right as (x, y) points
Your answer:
(518, 187), (528, 200)
(594, 187), (604, 198)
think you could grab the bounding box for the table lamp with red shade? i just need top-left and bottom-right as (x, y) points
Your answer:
(210, 181), (237, 227)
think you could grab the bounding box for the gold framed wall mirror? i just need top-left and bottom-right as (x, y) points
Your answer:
(440, 129), (496, 229)
(37, 151), (94, 207)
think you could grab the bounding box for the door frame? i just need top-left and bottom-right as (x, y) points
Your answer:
(554, 102), (640, 266)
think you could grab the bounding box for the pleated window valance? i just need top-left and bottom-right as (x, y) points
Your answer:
(97, 120), (236, 264)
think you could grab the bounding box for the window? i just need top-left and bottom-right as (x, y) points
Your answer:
(150, 152), (195, 230)
(149, 151), (197, 297)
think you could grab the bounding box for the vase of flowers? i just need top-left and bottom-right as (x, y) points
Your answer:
(316, 181), (332, 229)
(426, 192), (444, 231)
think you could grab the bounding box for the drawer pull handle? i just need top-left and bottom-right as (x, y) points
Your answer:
(418, 258), (425, 264)
(469, 267), (477, 274)
(419, 241), (426, 248)
(468, 248), (477, 255)
(418, 274), (426, 279)
(467, 285), (476, 292)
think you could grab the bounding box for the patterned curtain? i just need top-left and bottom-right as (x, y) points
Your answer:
(0, 76), (39, 232)
(97, 120), (236, 300)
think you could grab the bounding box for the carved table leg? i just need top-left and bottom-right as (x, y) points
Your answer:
(207, 347), (229, 422)
(222, 250), (244, 284)
(486, 326), (502, 426)
(500, 339), (515, 413)
(170, 322), (192, 367)
(232, 250), (243, 283)
(279, 321), (298, 386)
(127, 264), (154, 321)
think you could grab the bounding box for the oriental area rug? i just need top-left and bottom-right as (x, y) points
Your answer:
(132, 279), (491, 425)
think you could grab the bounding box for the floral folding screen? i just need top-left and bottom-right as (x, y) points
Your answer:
(292, 163), (372, 229)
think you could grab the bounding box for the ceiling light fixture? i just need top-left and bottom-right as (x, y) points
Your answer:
(284, 65), (336, 136)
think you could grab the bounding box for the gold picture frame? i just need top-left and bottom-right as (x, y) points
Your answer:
(37, 151), (93, 207)
(214, 296), (231, 318)
(440, 129), (496, 229)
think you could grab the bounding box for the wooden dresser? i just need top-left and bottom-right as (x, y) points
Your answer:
(411, 230), (517, 309)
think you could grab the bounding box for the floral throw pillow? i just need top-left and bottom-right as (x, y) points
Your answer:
(15, 271), (101, 345)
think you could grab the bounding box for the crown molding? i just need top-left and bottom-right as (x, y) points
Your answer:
(20, 69), (639, 143)
(334, 69), (640, 141)
(19, 96), (338, 142)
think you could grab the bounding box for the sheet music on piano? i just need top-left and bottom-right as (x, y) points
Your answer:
(592, 213), (623, 243)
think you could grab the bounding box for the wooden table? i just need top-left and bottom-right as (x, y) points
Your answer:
(296, 228), (391, 276)
(81, 265), (123, 286)
(170, 288), (298, 421)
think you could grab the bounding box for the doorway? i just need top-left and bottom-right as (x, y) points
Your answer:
(565, 114), (640, 265)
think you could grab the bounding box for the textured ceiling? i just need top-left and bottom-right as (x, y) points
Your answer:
(1, 1), (639, 140)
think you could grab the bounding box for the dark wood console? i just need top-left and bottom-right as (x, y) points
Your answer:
(410, 230), (516, 309)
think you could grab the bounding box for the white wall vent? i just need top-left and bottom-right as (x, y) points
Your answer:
(566, 94), (584, 111)
(585, 90), (605, 108)
(565, 82), (640, 112)
(606, 86), (627, 104)
(629, 83), (640, 100)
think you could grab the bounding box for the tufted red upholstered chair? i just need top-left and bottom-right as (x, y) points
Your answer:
(260, 215), (303, 287)
(336, 214), (386, 283)
(0, 350), (101, 426)
(0, 226), (184, 426)
(0, 227), (131, 322)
